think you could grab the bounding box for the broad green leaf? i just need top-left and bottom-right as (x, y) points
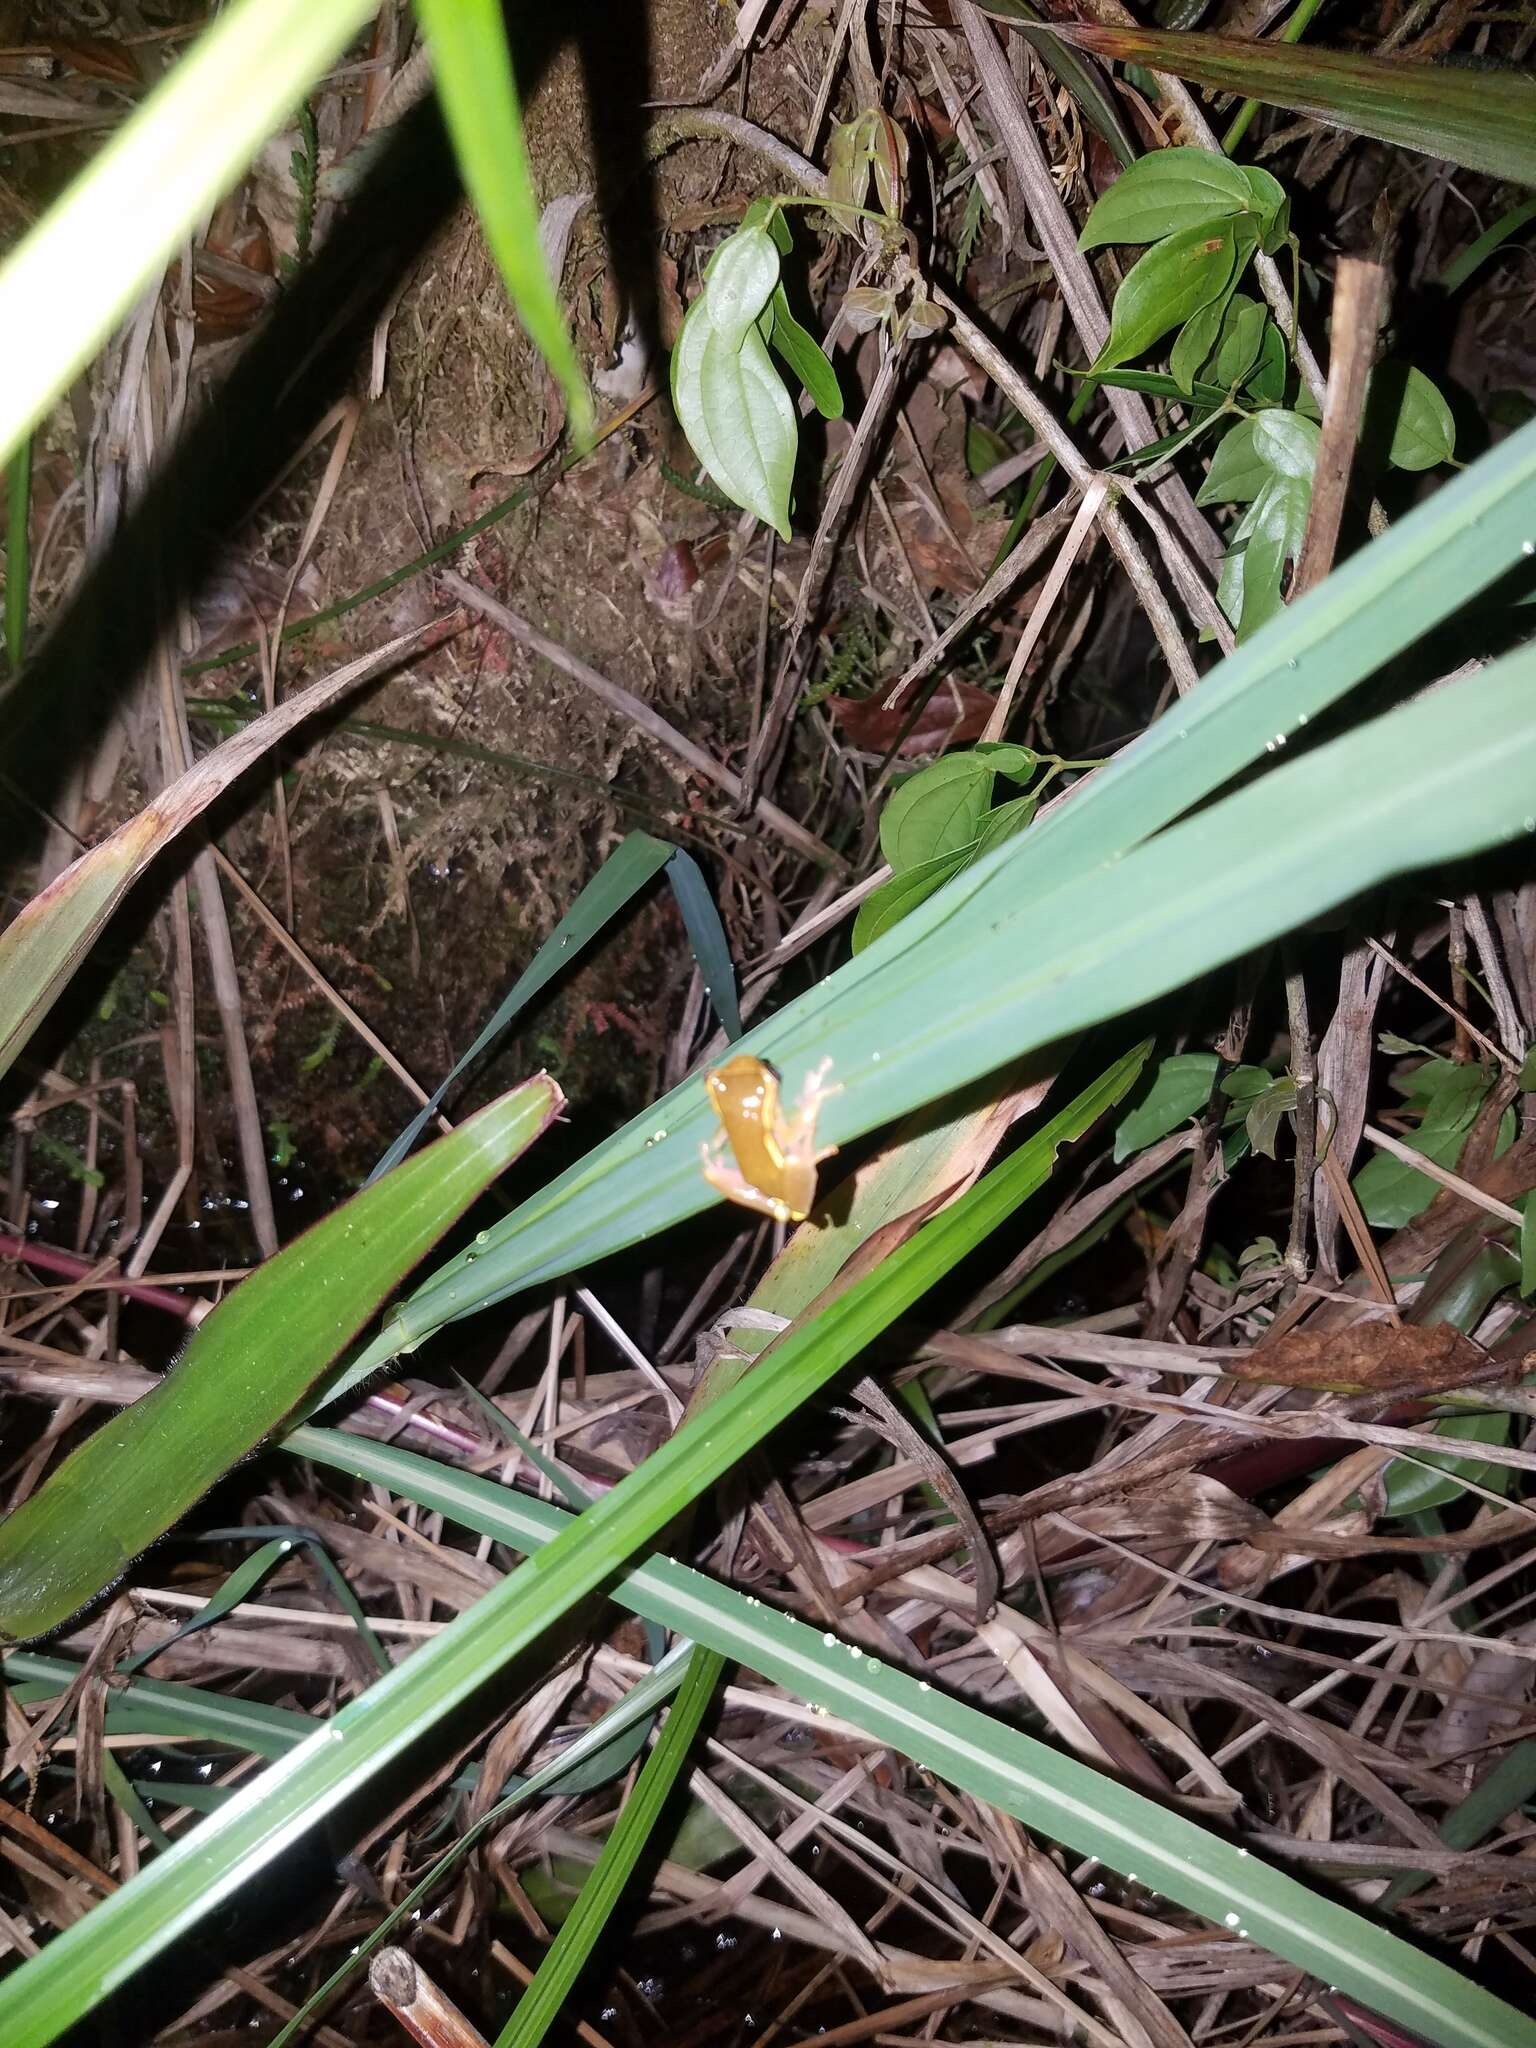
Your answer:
(1353, 1060), (1503, 1228)
(1362, 361), (1457, 472)
(1209, 294), (1267, 390)
(701, 223), (781, 347)
(853, 849), (968, 954)
(1222, 468), (1312, 640)
(1114, 1051), (1220, 1160)
(1169, 294), (1228, 397)
(1247, 316), (1288, 404)
(1094, 219), (1238, 373)
(1382, 1411), (1513, 1517)
(416, 0), (590, 443)
(0, 633), (428, 1088)
(967, 419), (1013, 477)
(972, 789), (1038, 856)
(1168, 228), (1258, 397)
(765, 287), (844, 419)
(1239, 164), (1290, 252)
(1210, 411), (1319, 640)
(0, 1080), (560, 1643)
(1075, 366), (1233, 410)
(0, 0), (377, 472)
(1078, 144), (1252, 248)
(879, 746), (1034, 870)
(1024, 24), (1536, 188)
(1252, 408), (1320, 480)
(1196, 417), (1268, 506)
(1233, 1073), (1296, 1159)
(672, 285), (796, 540)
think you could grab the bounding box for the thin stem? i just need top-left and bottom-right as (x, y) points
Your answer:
(1223, 0), (1327, 156)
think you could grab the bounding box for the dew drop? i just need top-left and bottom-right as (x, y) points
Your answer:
(1224, 1912), (1240, 1927)
(1523, 539), (1535, 557)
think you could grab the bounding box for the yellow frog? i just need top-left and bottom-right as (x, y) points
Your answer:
(700, 1054), (838, 1225)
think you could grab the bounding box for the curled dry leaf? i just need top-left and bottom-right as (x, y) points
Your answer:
(829, 677), (995, 755)
(1229, 1322), (1505, 1397)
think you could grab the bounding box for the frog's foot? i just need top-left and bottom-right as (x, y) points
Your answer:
(796, 1057), (841, 1115)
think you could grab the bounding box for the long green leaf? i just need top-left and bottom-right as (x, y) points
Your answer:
(0, 0), (377, 471)
(415, 0), (592, 442)
(3, 1652), (313, 1761)
(297, 1429), (1535, 2048)
(973, 0), (1137, 168)
(497, 1646), (725, 2048)
(0, 1054), (1141, 2048)
(1027, 25), (1536, 186)
(325, 443), (1536, 1403)
(370, 833), (676, 1179)
(0, 1080), (561, 1644)
(268, 1645), (696, 2048)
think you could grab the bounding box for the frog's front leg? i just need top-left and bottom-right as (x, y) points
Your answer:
(699, 1130), (797, 1224)
(786, 1058), (842, 1164)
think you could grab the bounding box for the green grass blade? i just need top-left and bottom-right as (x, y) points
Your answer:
(496, 1646), (725, 2048)
(268, 1645), (695, 2048)
(0, 1080), (562, 1644)
(1381, 1740), (1536, 1907)
(1438, 193), (1536, 295)
(293, 1430), (1536, 2048)
(371, 833), (675, 1179)
(974, 0), (1137, 167)
(416, 0), (592, 443)
(665, 846), (742, 1040)
(3, 1652), (314, 1760)
(1032, 24), (1536, 186)
(0, 1055), (1139, 2047)
(0, 0), (376, 471)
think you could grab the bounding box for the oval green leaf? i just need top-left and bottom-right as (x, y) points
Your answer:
(1383, 1410), (1512, 1518)
(1078, 145), (1252, 249)
(1114, 1051), (1220, 1161)
(1094, 219), (1238, 374)
(672, 290), (796, 541)
(701, 222), (781, 349)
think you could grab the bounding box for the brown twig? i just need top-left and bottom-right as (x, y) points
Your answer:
(1292, 256), (1386, 597)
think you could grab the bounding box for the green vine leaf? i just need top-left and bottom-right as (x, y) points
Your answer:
(1078, 146), (1253, 249)
(672, 223), (798, 539)
(1093, 219), (1239, 376)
